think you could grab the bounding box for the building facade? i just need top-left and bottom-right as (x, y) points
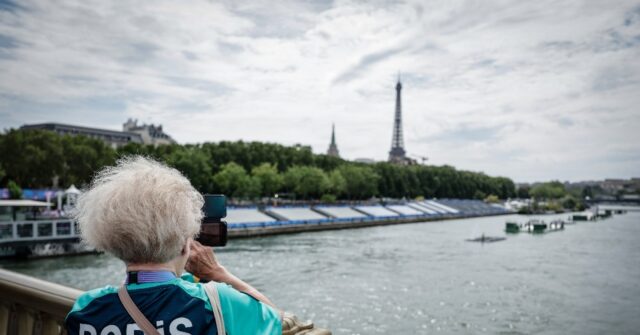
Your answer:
(21, 119), (175, 148)
(123, 119), (176, 146)
(21, 123), (143, 148)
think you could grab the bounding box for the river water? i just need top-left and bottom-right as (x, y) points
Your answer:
(2, 212), (639, 334)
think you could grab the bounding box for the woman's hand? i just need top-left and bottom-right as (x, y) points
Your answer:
(185, 240), (226, 282)
(187, 240), (279, 309)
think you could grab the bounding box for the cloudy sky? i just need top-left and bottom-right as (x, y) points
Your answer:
(0, 0), (639, 182)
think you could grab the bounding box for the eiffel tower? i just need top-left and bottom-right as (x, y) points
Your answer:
(389, 76), (407, 164)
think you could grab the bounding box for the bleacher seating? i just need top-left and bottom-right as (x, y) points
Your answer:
(225, 200), (511, 230)
(407, 202), (439, 215)
(386, 205), (424, 216)
(425, 200), (460, 214)
(266, 207), (329, 221)
(354, 205), (399, 217)
(314, 206), (368, 219)
(226, 208), (276, 224)
(417, 202), (449, 214)
(436, 199), (510, 215)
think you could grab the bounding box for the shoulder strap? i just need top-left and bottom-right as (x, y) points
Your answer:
(204, 281), (226, 335)
(117, 285), (161, 335)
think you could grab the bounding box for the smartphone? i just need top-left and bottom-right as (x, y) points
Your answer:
(196, 194), (228, 247)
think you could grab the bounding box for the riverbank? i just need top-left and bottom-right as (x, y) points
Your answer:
(226, 199), (511, 237)
(1, 199), (511, 258)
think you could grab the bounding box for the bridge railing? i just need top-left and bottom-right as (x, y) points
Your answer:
(0, 220), (79, 244)
(0, 268), (81, 335)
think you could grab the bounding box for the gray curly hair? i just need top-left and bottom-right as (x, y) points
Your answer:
(73, 156), (203, 263)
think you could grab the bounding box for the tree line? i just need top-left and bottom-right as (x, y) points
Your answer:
(0, 129), (517, 200)
(516, 181), (588, 212)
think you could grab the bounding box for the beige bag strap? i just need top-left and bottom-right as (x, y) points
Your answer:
(118, 283), (226, 335)
(117, 285), (161, 335)
(204, 281), (226, 335)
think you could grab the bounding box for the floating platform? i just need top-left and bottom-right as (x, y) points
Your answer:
(505, 222), (520, 233)
(505, 219), (565, 234)
(596, 210), (613, 219)
(571, 212), (595, 221)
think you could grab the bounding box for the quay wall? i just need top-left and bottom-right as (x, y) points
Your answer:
(227, 199), (512, 238)
(228, 212), (512, 238)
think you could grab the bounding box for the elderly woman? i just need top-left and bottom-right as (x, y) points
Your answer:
(65, 156), (281, 335)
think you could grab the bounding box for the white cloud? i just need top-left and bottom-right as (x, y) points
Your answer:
(0, 0), (639, 182)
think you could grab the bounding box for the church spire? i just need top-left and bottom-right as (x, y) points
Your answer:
(327, 123), (340, 158)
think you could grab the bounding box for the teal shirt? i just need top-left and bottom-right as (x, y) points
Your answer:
(215, 280), (282, 334)
(66, 274), (281, 335)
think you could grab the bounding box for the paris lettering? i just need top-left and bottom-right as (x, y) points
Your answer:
(79, 317), (192, 335)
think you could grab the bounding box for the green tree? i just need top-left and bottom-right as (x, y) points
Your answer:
(517, 186), (530, 199)
(212, 162), (251, 198)
(562, 196), (577, 210)
(60, 135), (116, 187)
(473, 190), (486, 200)
(530, 181), (566, 199)
(544, 202), (563, 213)
(117, 142), (155, 157)
(0, 129), (519, 201)
(339, 165), (379, 199)
(484, 194), (500, 203)
(251, 163), (283, 197)
(495, 177), (516, 198)
(201, 141), (316, 173)
(284, 166), (330, 199)
(7, 180), (22, 199)
(165, 146), (212, 192)
(314, 155), (344, 172)
(0, 129), (65, 187)
(244, 176), (263, 199)
(320, 194), (337, 203)
(327, 170), (346, 197)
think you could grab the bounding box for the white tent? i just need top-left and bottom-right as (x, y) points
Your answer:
(64, 185), (81, 208)
(65, 185), (81, 195)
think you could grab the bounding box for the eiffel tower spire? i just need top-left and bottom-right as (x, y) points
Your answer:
(389, 75), (407, 163)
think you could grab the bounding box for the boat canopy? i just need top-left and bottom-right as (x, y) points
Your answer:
(0, 200), (53, 207)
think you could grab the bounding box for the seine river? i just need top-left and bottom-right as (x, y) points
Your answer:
(2, 212), (639, 334)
